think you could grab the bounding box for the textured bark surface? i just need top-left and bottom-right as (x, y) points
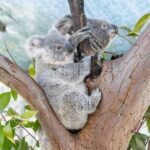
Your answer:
(0, 21), (150, 150)
(68, 0), (92, 56)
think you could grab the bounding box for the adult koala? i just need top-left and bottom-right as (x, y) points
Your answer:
(55, 15), (118, 55)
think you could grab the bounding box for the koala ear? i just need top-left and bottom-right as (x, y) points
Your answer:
(55, 15), (73, 35)
(25, 35), (44, 58)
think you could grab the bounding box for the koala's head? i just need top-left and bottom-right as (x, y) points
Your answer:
(88, 19), (118, 49)
(25, 30), (74, 65)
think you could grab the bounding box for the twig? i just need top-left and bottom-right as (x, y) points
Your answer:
(1, 113), (7, 122)
(4, 41), (17, 65)
(0, 113), (21, 140)
(20, 125), (38, 142)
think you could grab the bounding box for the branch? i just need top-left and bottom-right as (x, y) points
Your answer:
(0, 56), (74, 150)
(68, 0), (92, 57)
(76, 25), (150, 149)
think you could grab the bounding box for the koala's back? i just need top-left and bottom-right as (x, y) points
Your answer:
(36, 62), (91, 130)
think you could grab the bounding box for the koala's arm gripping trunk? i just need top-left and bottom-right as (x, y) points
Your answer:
(68, 0), (92, 57)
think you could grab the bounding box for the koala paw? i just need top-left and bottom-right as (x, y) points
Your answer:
(68, 26), (91, 50)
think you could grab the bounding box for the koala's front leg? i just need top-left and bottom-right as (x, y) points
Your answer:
(65, 26), (91, 52)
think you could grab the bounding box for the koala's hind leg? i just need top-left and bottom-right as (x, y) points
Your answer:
(62, 89), (101, 114)
(88, 88), (102, 113)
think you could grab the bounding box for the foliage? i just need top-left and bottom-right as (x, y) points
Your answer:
(28, 59), (36, 78)
(0, 88), (40, 150)
(120, 13), (150, 37)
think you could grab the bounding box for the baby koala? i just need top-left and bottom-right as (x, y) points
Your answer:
(25, 27), (101, 130)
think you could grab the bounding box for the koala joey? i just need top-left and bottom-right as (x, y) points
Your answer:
(55, 15), (118, 56)
(25, 27), (101, 130)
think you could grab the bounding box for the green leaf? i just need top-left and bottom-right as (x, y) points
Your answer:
(36, 141), (40, 147)
(129, 133), (148, 150)
(7, 108), (18, 116)
(33, 120), (41, 132)
(28, 63), (36, 78)
(146, 119), (150, 132)
(0, 123), (4, 150)
(24, 105), (31, 110)
(120, 25), (133, 33)
(133, 13), (150, 33)
(9, 119), (21, 128)
(143, 106), (150, 118)
(23, 121), (35, 128)
(129, 134), (136, 150)
(101, 51), (106, 60)
(16, 137), (29, 150)
(11, 90), (18, 101)
(2, 137), (13, 150)
(0, 92), (11, 110)
(126, 32), (139, 37)
(20, 110), (38, 119)
(3, 123), (15, 144)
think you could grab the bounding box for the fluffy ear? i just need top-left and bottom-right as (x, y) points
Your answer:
(55, 15), (73, 35)
(25, 35), (44, 58)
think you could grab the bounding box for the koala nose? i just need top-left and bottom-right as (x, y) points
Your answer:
(112, 25), (118, 34)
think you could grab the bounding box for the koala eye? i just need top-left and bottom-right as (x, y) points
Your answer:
(57, 45), (62, 50)
(101, 23), (107, 29)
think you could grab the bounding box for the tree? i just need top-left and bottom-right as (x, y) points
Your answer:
(0, 0), (150, 150)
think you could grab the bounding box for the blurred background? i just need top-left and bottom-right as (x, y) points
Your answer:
(0, 0), (150, 68)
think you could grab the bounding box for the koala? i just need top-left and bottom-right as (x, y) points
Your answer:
(55, 15), (119, 58)
(25, 27), (101, 130)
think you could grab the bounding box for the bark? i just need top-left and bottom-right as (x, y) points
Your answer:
(68, 0), (92, 56)
(0, 24), (150, 150)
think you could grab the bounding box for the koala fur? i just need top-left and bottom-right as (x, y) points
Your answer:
(25, 27), (101, 130)
(55, 15), (118, 54)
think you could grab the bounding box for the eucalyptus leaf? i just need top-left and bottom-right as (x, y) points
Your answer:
(146, 119), (150, 132)
(7, 108), (18, 116)
(0, 92), (11, 110)
(24, 105), (31, 110)
(11, 90), (18, 101)
(3, 123), (15, 144)
(0, 123), (4, 150)
(133, 13), (150, 33)
(9, 119), (21, 128)
(17, 137), (29, 150)
(143, 106), (150, 118)
(28, 63), (36, 78)
(33, 120), (41, 132)
(20, 110), (38, 119)
(126, 32), (139, 37)
(120, 25), (133, 33)
(2, 137), (13, 150)
(129, 133), (148, 150)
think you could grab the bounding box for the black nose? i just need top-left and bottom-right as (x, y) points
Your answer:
(112, 25), (118, 34)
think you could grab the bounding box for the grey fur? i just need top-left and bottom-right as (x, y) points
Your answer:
(25, 27), (101, 130)
(55, 15), (118, 53)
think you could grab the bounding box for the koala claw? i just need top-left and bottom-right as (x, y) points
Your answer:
(68, 26), (91, 50)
